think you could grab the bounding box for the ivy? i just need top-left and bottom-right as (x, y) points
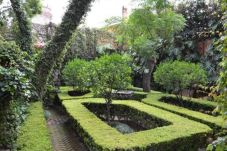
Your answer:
(0, 38), (31, 150)
(33, 0), (93, 99)
(10, 0), (33, 54)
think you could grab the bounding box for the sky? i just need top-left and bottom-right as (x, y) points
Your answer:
(1, 0), (182, 27)
(32, 0), (136, 27)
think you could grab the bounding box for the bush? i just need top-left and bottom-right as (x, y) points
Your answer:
(63, 59), (90, 91)
(142, 91), (223, 129)
(60, 96), (212, 151)
(0, 38), (32, 150)
(90, 54), (132, 122)
(154, 60), (208, 99)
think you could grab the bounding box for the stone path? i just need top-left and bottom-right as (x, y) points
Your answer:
(45, 108), (88, 151)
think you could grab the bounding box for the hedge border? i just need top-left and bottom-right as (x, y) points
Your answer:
(61, 96), (211, 151)
(142, 91), (223, 129)
(16, 102), (52, 151)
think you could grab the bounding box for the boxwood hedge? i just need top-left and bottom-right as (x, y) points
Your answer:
(16, 102), (52, 151)
(60, 95), (212, 151)
(142, 91), (223, 129)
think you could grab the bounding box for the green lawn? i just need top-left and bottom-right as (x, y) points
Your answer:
(16, 102), (52, 151)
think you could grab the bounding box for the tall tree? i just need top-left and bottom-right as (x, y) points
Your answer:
(33, 0), (93, 98)
(170, 0), (223, 84)
(120, 0), (185, 92)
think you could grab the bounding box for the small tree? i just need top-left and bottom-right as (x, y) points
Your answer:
(63, 59), (90, 91)
(154, 61), (208, 100)
(90, 54), (132, 122)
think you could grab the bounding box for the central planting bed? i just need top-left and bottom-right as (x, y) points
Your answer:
(62, 98), (212, 151)
(84, 103), (171, 134)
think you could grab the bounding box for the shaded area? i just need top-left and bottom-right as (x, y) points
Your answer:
(159, 96), (218, 116)
(44, 108), (87, 151)
(84, 103), (171, 134)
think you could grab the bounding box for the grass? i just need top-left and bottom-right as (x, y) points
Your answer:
(142, 90), (223, 128)
(59, 87), (212, 150)
(16, 102), (52, 151)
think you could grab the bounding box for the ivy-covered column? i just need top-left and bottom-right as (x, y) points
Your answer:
(10, 0), (33, 54)
(33, 0), (93, 99)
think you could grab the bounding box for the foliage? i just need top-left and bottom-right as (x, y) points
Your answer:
(60, 93), (211, 151)
(117, 0), (186, 91)
(170, 0), (223, 84)
(34, 0), (93, 99)
(16, 101), (52, 151)
(0, 37), (32, 149)
(215, 0), (227, 129)
(206, 5), (227, 151)
(9, 0), (42, 53)
(160, 96), (218, 116)
(0, 99), (28, 150)
(0, 38), (32, 102)
(207, 136), (227, 151)
(154, 61), (208, 99)
(63, 59), (90, 91)
(143, 91), (222, 129)
(90, 54), (132, 121)
(23, 0), (42, 18)
(90, 54), (132, 96)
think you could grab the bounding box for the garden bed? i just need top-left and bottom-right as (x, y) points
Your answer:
(59, 91), (212, 151)
(159, 96), (218, 116)
(84, 103), (170, 134)
(112, 90), (147, 101)
(68, 90), (90, 96)
(142, 91), (223, 129)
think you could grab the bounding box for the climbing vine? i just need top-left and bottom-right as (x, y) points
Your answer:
(33, 0), (93, 98)
(10, 0), (33, 54)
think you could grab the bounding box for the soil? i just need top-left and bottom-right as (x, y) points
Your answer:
(68, 90), (90, 96)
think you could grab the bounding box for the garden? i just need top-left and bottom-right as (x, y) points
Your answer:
(0, 0), (226, 151)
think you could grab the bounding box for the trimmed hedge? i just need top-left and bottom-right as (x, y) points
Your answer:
(59, 86), (147, 101)
(84, 103), (171, 132)
(142, 91), (223, 129)
(16, 102), (52, 151)
(60, 95), (212, 151)
(112, 91), (148, 101)
(159, 96), (218, 116)
(58, 86), (93, 100)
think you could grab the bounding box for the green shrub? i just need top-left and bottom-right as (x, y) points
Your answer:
(0, 38), (32, 149)
(154, 60), (208, 99)
(16, 102), (52, 151)
(90, 54), (132, 122)
(60, 96), (211, 151)
(63, 59), (90, 91)
(142, 91), (223, 129)
(159, 96), (218, 116)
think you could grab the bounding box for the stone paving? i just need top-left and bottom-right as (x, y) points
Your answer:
(45, 108), (87, 151)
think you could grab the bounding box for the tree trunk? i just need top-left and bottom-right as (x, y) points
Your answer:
(33, 0), (93, 99)
(142, 59), (156, 92)
(10, 0), (32, 54)
(106, 100), (111, 123)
